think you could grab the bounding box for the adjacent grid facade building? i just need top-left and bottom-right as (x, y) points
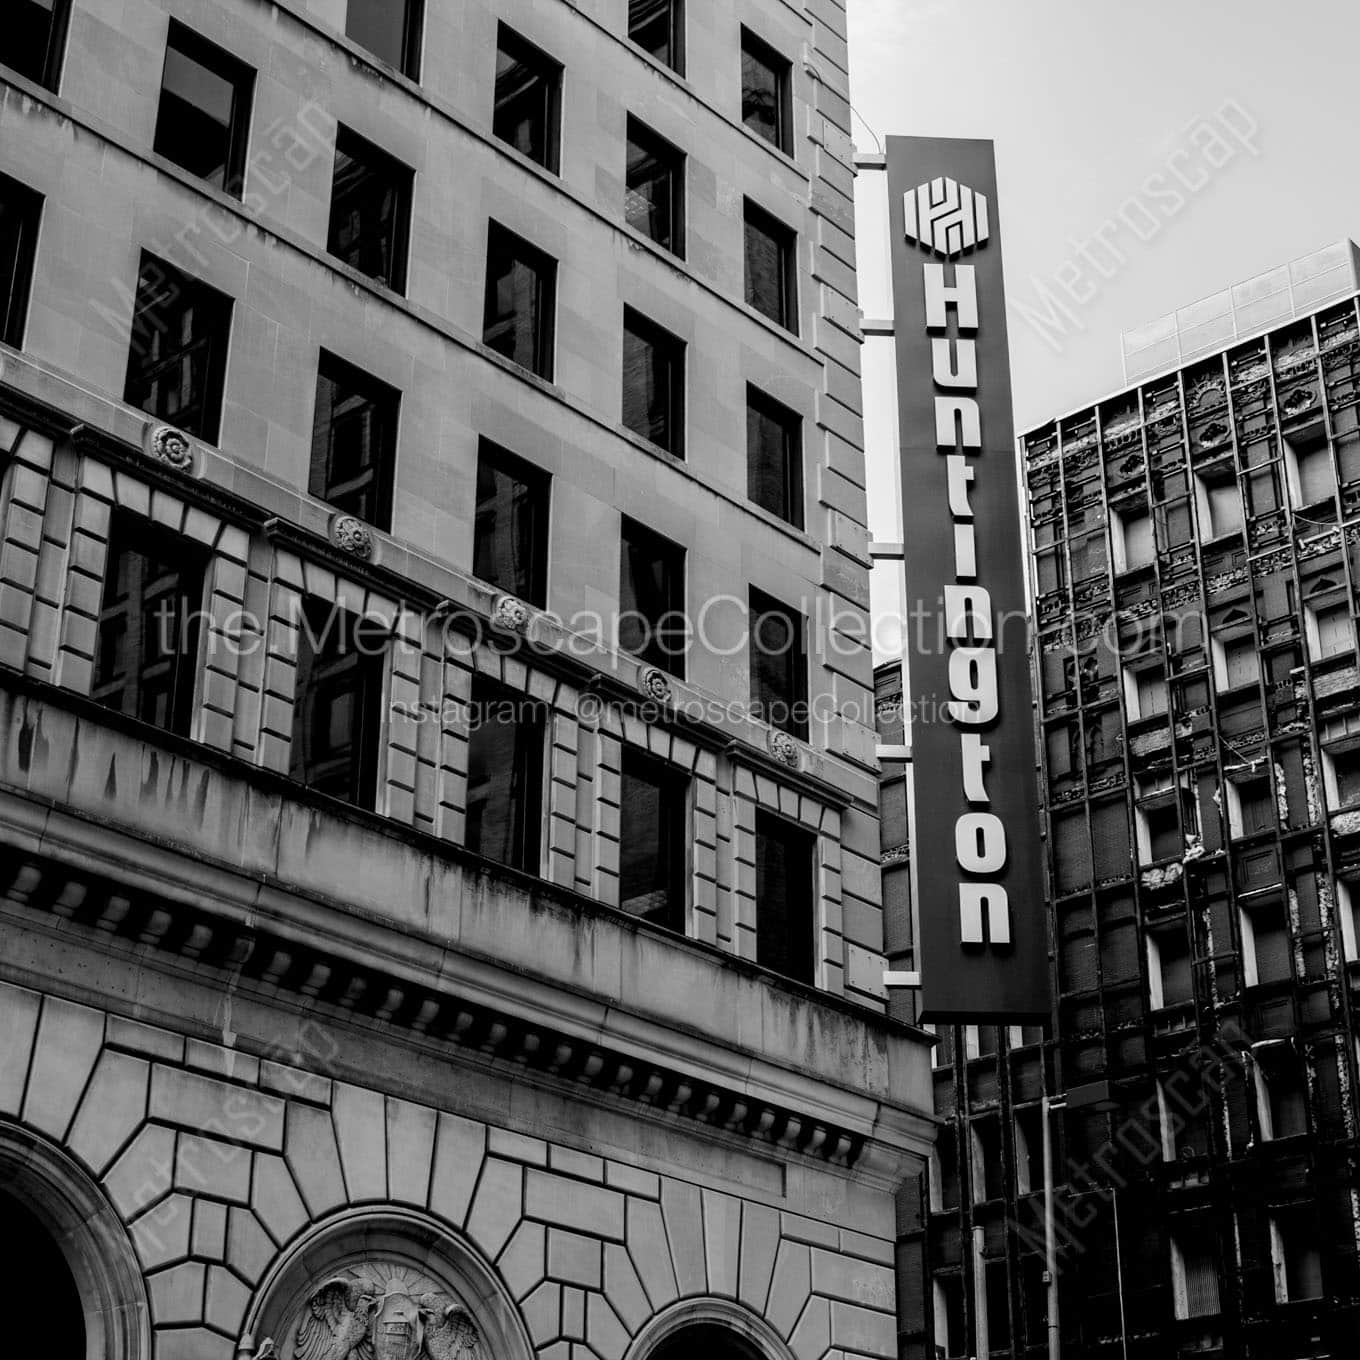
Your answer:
(0, 3), (935, 1359)
(883, 276), (1360, 1359)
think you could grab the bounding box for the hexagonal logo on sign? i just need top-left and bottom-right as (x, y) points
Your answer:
(903, 176), (990, 257)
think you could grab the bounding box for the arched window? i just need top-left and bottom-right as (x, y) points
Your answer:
(0, 1190), (86, 1357)
(649, 1324), (765, 1360)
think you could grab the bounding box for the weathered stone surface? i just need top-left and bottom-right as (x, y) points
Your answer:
(22, 996), (103, 1138)
(67, 1049), (149, 1174)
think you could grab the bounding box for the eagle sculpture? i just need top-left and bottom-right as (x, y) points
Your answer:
(419, 1300), (484, 1360)
(294, 1277), (380, 1360)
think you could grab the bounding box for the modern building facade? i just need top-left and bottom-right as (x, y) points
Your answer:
(880, 250), (1360, 1360)
(0, 3), (935, 1359)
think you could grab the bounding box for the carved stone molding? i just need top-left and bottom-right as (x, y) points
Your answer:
(639, 666), (672, 705)
(490, 594), (531, 634)
(766, 728), (800, 769)
(147, 424), (194, 473)
(250, 1264), (484, 1360)
(330, 515), (375, 560)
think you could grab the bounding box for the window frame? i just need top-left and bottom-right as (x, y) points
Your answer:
(618, 746), (689, 932)
(309, 349), (401, 532)
(753, 808), (817, 985)
(624, 115), (685, 258)
(746, 384), (803, 528)
(618, 515), (687, 678)
(627, 0), (684, 75)
(743, 199), (798, 334)
(464, 674), (547, 875)
(122, 251), (233, 443)
(6, 0), (71, 92)
(326, 124), (414, 295)
(289, 596), (386, 809)
(492, 23), (563, 175)
(91, 509), (209, 738)
(622, 306), (685, 457)
(344, 0), (425, 80)
(0, 171), (42, 350)
(472, 439), (551, 609)
(153, 21), (255, 198)
(482, 220), (557, 382)
(748, 585), (808, 741)
(739, 27), (792, 154)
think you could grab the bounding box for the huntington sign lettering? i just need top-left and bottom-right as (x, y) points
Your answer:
(886, 139), (1049, 1022)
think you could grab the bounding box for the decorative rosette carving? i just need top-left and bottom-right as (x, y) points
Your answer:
(149, 425), (194, 472)
(490, 594), (531, 633)
(330, 515), (374, 559)
(639, 666), (672, 705)
(767, 728), (800, 768)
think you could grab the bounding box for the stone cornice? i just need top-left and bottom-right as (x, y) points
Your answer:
(0, 675), (936, 1184)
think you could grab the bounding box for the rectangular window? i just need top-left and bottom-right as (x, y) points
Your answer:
(493, 25), (561, 173)
(1215, 633), (1259, 691)
(465, 675), (545, 873)
(625, 117), (684, 257)
(1256, 1043), (1308, 1139)
(153, 23), (254, 196)
(619, 748), (687, 930)
(8, 0), (69, 90)
(290, 597), (385, 807)
(1326, 744), (1360, 809)
(1241, 899), (1291, 987)
(744, 201), (796, 333)
(1013, 1106), (1045, 1196)
(933, 1275), (966, 1360)
(1125, 663), (1168, 719)
(473, 442), (549, 608)
(622, 307), (684, 456)
(985, 1258), (1011, 1350)
(970, 1117), (1004, 1202)
(483, 222), (556, 381)
(122, 253), (232, 442)
(628, 0), (682, 73)
(746, 386), (802, 527)
(619, 517), (686, 677)
(345, 0), (423, 78)
(1114, 506), (1154, 571)
(1271, 1213), (1323, 1302)
(91, 511), (207, 737)
(1171, 1225), (1221, 1319)
(309, 351), (399, 531)
(327, 126), (413, 293)
(1226, 774), (1273, 839)
(754, 810), (815, 984)
(1148, 924), (1192, 1009)
(740, 28), (791, 152)
(750, 586), (807, 740)
(1308, 601), (1354, 661)
(0, 172), (42, 349)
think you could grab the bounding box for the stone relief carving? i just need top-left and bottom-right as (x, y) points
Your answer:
(331, 515), (375, 560)
(149, 424), (195, 472)
(248, 1265), (485, 1360)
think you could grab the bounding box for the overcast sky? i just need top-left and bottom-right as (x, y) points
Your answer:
(847, 0), (1360, 433)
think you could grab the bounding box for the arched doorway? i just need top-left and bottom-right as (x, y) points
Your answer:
(0, 1124), (150, 1360)
(625, 1299), (797, 1360)
(648, 1322), (766, 1360)
(0, 1189), (86, 1356)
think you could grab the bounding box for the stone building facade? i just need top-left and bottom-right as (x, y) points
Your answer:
(0, 1), (933, 1358)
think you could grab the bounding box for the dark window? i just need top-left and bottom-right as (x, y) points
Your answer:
(619, 749), (687, 929)
(7, 0), (69, 90)
(619, 517), (686, 677)
(628, 0), (682, 73)
(465, 675), (545, 873)
(153, 23), (254, 196)
(493, 25), (561, 173)
(755, 810), (815, 983)
(122, 253), (232, 442)
(473, 442), (549, 607)
(749, 586), (807, 740)
(935, 1273), (966, 1360)
(622, 307), (684, 455)
(290, 597), (384, 807)
(985, 1259), (1012, 1349)
(744, 202), (796, 332)
(483, 222), (556, 381)
(626, 117), (683, 257)
(92, 511), (207, 737)
(346, 0), (423, 78)
(740, 29), (791, 152)
(1331, 746), (1360, 807)
(0, 172), (42, 349)
(327, 126), (412, 293)
(746, 386), (802, 527)
(309, 351), (399, 531)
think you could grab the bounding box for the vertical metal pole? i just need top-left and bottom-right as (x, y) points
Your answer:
(1044, 1094), (1060, 1360)
(1112, 1189), (1129, 1360)
(972, 1224), (990, 1359)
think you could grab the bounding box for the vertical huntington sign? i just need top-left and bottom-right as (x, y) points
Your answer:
(886, 138), (1049, 1022)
